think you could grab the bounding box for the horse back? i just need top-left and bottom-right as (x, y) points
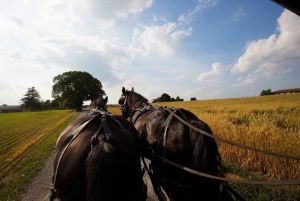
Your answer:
(53, 114), (145, 200)
(55, 115), (93, 149)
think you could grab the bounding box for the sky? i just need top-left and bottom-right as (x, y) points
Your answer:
(0, 0), (300, 105)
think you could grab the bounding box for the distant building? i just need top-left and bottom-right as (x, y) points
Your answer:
(273, 88), (300, 95)
(150, 98), (160, 103)
(0, 105), (23, 113)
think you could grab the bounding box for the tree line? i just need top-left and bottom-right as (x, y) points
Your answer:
(260, 89), (273, 96)
(19, 72), (277, 111)
(19, 71), (105, 111)
(17, 71), (199, 111)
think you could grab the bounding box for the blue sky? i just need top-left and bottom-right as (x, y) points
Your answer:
(0, 0), (299, 105)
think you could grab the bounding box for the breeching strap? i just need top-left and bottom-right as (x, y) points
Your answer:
(51, 113), (100, 197)
(164, 107), (300, 161)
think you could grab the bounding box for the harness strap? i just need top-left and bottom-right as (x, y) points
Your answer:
(101, 114), (114, 141)
(162, 111), (175, 158)
(52, 113), (100, 195)
(133, 108), (151, 124)
(165, 107), (300, 161)
(111, 117), (166, 201)
(155, 154), (300, 185)
(90, 121), (103, 149)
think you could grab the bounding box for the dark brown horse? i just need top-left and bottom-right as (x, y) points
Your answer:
(49, 96), (147, 201)
(118, 87), (226, 201)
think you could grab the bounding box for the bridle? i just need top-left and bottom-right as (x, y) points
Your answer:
(119, 95), (130, 118)
(119, 94), (143, 120)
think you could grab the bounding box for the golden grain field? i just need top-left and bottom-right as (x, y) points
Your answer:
(109, 93), (300, 180)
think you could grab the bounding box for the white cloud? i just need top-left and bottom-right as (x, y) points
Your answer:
(88, 0), (153, 27)
(197, 62), (229, 82)
(179, 0), (219, 24)
(133, 23), (192, 56)
(233, 73), (258, 87)
(231, 9), (300, 82)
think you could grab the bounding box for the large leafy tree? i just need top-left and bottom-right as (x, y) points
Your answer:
(20, 86), (42, 111)
(160, 93), (171, 102)
(52, 71), (105, 110)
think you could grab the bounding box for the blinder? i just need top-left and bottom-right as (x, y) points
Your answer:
(119, 95), (130, 118)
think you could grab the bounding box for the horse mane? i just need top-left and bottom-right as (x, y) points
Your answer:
(125, 90), (149, 107)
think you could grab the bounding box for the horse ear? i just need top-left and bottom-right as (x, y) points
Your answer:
(122, 87), (125, 93)
(131, 87), (134, 92)
(104, 96), (108, 103)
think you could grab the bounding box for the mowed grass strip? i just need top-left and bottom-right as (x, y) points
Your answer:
(0, 110), (78, 201)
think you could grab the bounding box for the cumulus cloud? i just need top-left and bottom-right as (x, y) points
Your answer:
(197, 62), (229, 82)
(231, 9), (300, 82)
(88, 0), (153, 27)
(133, 23), (192, 56)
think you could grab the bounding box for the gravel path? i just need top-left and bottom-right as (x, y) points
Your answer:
(19, 111), (160, 201)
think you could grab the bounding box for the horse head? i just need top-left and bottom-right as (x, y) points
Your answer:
(89, 96), (108, 114)
(118, 87), (149, 119)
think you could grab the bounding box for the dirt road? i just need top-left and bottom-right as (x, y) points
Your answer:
(19, 111), (159, 201)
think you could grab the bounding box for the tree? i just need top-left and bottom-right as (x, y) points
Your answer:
(20, 87), (42, 111)
(190, 97), (197, 101)
(52, 71), (105, 110)
(51, 96), (65, 108)
(160, 93), (171, 102)
(42, 100), (51, 109)
(176, 96), (184, 101)
(260, 89), (273, 96)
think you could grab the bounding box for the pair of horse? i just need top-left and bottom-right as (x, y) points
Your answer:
(49, 87), (228, 201)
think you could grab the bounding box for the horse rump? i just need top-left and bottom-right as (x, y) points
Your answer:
(188, 120), (224, 200)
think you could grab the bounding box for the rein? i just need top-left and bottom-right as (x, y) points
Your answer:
(127, 103), (300, 186)
(155, 154), (300, 185)
(161, 107), (300, 186)
(48, 113), (100, 200)
(164, 107), (300, 161)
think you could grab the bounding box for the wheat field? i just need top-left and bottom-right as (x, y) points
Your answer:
(109, 93), (300, 180)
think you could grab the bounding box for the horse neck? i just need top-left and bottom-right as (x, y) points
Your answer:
(127, 94), (148, 118)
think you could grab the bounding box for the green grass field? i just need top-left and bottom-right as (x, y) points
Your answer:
(0, 110), (78, 201)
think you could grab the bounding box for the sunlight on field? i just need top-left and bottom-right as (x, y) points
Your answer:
(0, 110), (77, 178)
(158, 94), (300, 180)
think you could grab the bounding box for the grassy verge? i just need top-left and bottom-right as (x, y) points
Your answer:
(0, 111), (78, 201)
(225, 163), (300, 200)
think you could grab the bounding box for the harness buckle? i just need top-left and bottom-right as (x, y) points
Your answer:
(90, 135), (98, 148)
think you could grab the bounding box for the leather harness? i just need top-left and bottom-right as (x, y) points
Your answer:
(47, 111), (147, 201)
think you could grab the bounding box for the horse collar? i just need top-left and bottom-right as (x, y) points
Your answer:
(132, 107), (151, 124)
